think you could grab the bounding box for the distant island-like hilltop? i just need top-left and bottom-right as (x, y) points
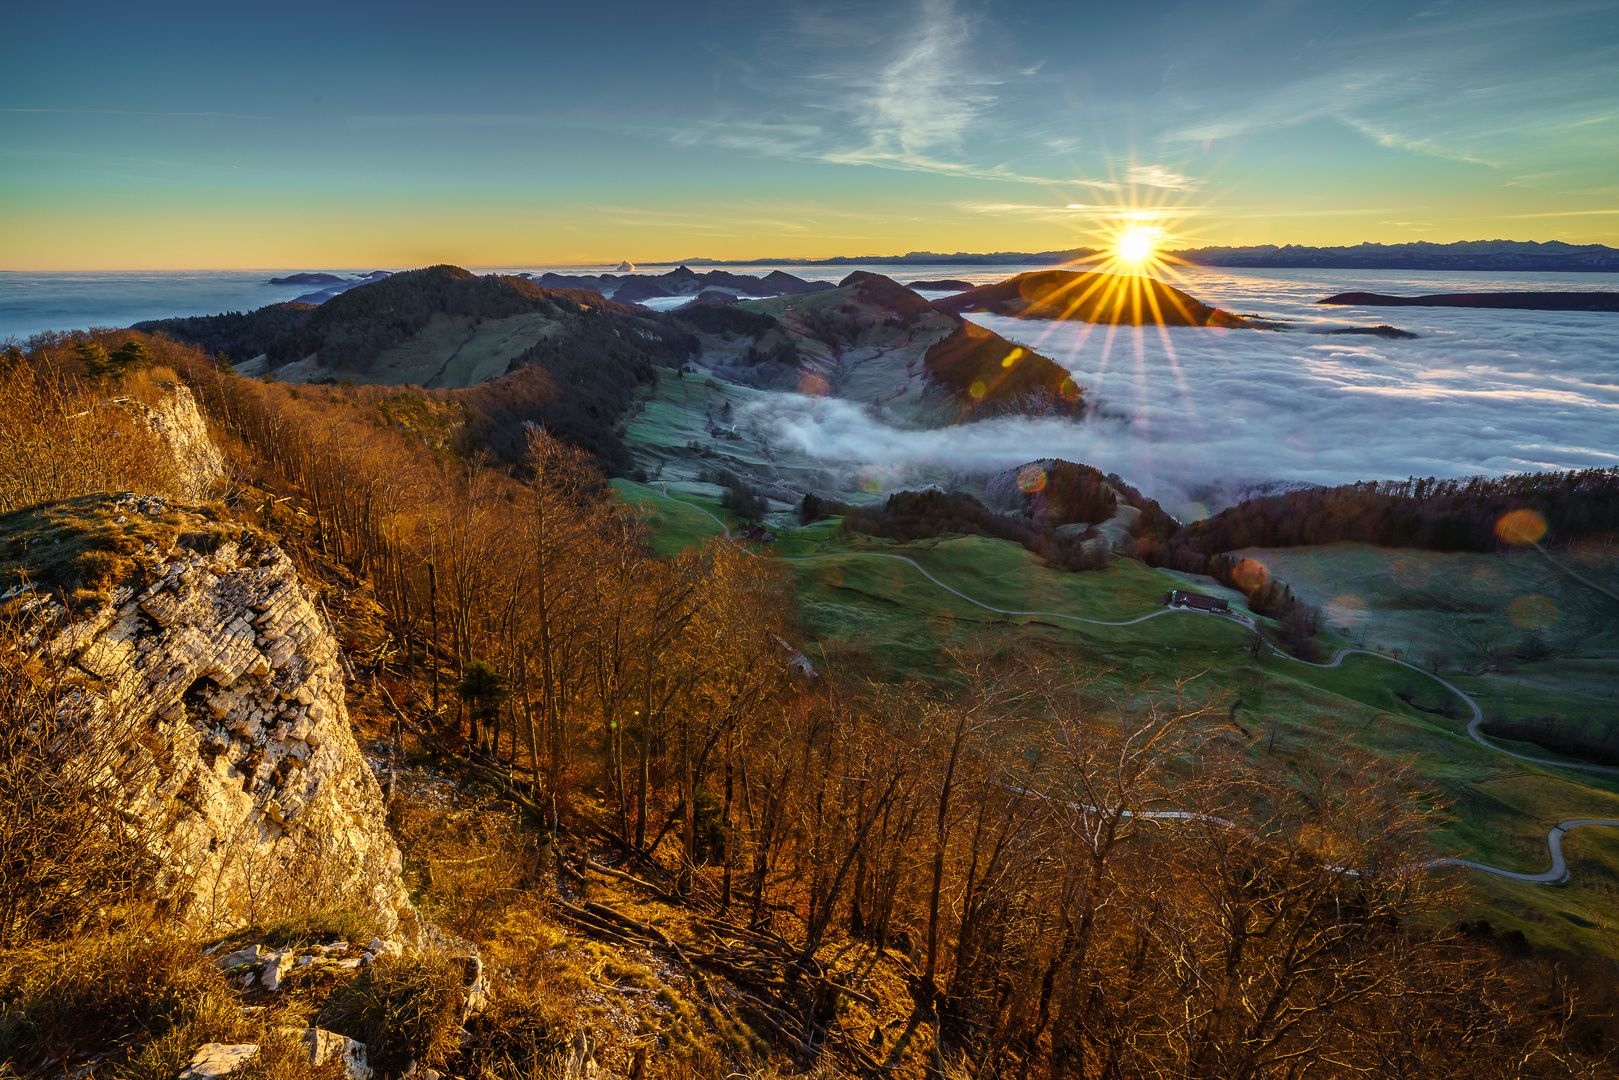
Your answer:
(658, 239), (1619, 273)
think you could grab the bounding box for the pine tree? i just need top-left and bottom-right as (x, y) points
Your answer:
(76, 341), (113, 381)
(108, 339), (153, 376)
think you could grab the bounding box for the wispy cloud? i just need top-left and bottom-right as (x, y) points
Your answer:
(663, 0), (1082, 188)
(821, 0), (986, 168)
(953, 200), (1183, 221)
(665, 121), (825, 158)
(1340, 117), (1498, 167)
(1122, 164), (1203, 190)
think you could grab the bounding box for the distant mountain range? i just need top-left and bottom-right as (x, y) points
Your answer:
(660, 240), (1619, 273)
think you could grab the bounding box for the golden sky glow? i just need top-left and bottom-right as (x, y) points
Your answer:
(2, 1), (1615, 269)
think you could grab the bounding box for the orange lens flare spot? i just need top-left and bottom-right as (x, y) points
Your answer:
(1059, 376), (1080, 401)
(1328, 594), (1368, 628)
(1232, 559), (1269, 591)
(1507, 595), (1558, 629)
(1496, 509), (1547, 544)
(1016, 465), (1047, 494)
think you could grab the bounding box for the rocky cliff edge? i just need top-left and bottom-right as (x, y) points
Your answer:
(4, 491), (415, 937)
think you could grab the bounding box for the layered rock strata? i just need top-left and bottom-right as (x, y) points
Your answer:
(137, 383), (228, 501)
(29, 493), (412, 934)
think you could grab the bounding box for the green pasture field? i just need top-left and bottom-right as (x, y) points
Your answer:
(610, 483), (1619, 954)
(610, 478), (736, 556)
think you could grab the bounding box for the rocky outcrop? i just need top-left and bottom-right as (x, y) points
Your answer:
(24, 493), (413, 935)
(137, 384), (227, 502)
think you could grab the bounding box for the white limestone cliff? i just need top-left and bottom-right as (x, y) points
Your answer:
(35, 493), (415, 936)
(133, 383), (228, 502)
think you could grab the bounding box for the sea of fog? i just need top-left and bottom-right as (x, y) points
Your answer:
(744, 265), (1619, 515)
(4, 263), (1616, 515)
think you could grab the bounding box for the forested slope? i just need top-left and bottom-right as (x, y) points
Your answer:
(1133, 471), (1619, 561)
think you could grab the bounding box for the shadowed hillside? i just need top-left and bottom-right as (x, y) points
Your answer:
(138, 264), (655, 380)
(1319, 290), (1619, 312)
(923, 319), (1084, 419)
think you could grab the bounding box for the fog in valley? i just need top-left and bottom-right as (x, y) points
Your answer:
(743, 268), (1619, 517)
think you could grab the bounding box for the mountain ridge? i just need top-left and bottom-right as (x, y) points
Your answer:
(650, 239), (1619, 272)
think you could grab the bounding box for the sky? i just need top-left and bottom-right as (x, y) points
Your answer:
(3, 0), (1617, 269)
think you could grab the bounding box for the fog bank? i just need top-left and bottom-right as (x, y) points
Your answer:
(743, 276), (1619, 517)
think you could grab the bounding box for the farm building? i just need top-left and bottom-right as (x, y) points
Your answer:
(1169, 589), (1229, 613)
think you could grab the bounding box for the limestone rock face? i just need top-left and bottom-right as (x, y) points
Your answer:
(38, 493), (411, 934)
(133, 384), (227, 502)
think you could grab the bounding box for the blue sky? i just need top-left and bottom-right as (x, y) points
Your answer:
(3, 0), (1615, 267)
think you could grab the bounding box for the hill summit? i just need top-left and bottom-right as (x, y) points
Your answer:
(933, 270), (1252, 327)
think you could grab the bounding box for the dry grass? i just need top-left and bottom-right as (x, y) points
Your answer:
(0, 358), (187, 516)
(0, 618), (164, 948)
(316, 954), (466, 1073)
(394, 800), (544, 942)
(0, 492), (232, 609)
(211, 909), (381, 956)
(458, 989), (573, 1079)
(0, 929), (342, 1080)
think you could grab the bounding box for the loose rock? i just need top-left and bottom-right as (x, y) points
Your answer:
(180, 1043), (259, 1080)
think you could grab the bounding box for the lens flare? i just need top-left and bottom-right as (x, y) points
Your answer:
(1508, 595), (1558, 629)
(1328, 594), (1368, 630)
(1496, 509), (1548, 544)
(1232, 558), (1269, 591)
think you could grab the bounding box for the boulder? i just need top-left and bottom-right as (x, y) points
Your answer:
(460, 953), (492, 1019)
(565, 1029), (600, 1079)
(285, 1027), (372, 1080)
(211, 943), (263, 970)
(180, 1043), (259, 1080)
(261, 948), (296, 991)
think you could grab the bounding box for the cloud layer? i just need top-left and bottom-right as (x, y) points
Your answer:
(743, 267), (1619, 517)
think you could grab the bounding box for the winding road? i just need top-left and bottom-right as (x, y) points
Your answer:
(652, 486), (1619, 884)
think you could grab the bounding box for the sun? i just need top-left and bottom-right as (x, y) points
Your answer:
(1115, 226), (1158, 265)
